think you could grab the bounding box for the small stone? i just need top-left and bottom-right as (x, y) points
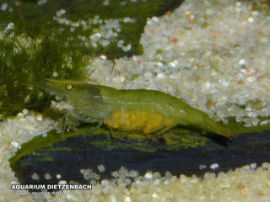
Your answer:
(53, 71), (58, 77)
(17, 112), (24, 118)
(165, 171), (172, 179)
(210, 163), (219, 170)
(127, 170), (138, 178)
(246, 76), (255, 83)
(199, 164), (207, 170)
(190, 178), (199, 184)
(156, 73), (164, 79)
(22, 109), (29, 115)
(247, 17), (254, 23)
(56, 9), (66, 17)
(262, 162), (270, 169)
(1, 3), (8, 11)
(10, 141), (20, 149)
(44, 173), (52, 180)
(202, 82), (210, 89)
(124, 196), (131, 202)
(152, 192), (158, 198)
(90, 179), (96, 185)
(100, 55), (107, 60)
(240, 186), (248, 195)
(125, 178), (132, 186)
(36, 114), (43, 121)
(169, 60), (178, 68)
(250, 163), (257, 170)
(111, 171), (119, 178)
(103, 0), (110, 6)
(56, 174), (61, 179)
(144, 172), (153, 180)
(220, 183), (231, 189)
(31, 173), (39, 180)
(58, 180), (67, 185)
(180, 175), (187, 184)
(238, 59), (246, 66)
(101, 179), (110, 186)
(119, 76), (126, 82)
(97, 164), (106, 173)
(154, 179), (160, 185)
(110, 196), (116, 202)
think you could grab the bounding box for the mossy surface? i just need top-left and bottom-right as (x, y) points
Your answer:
(0, 0), (183, 119)
(8, 126), (204, 166)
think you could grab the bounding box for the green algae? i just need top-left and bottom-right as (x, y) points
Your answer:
(223, 117), (270, 134)
(163, 129), (208, 149)
(9, 125), (207, 166)
(0, 32), (88, 118)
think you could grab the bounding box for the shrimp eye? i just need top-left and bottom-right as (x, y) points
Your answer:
(65, 84), (72, 90)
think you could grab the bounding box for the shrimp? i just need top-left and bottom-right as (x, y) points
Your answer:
(41, 79), (234, 138)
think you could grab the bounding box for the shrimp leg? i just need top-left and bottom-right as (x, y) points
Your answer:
(84, 121), (103, 135)
(155, 123), (178, 136)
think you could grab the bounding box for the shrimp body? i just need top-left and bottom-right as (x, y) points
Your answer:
(42, 79), (233, 138)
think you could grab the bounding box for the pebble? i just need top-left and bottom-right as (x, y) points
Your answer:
(165, 171), (172, 179)
(127, 170), (138, 178)
(10, 141), (20, 149)
(56, 174), (62, 179)
(111, 171), (119, 178)
(44, 173), (52, 180)
(210, 163), (220, 170)
(144, 172), (154, 180)
(199, 164), (207, 170)
(22, 109), (29, 116)
(124, 196), (131, 202)
(58, 180), (67, 185)
(98, 164), (106, 173)
(101, 179), (110, 186)
(31, 173), (39, 180)
(152, 192), (158, 198)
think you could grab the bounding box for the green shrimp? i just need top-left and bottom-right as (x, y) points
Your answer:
(41, 79), (234, 138)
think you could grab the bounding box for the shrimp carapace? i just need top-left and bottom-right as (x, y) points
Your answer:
(41, 79), (235, 138)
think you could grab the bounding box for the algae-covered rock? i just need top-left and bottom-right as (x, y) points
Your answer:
(10, 125), (270, 191)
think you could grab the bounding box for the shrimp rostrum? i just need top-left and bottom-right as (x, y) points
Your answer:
(41, 79), (234, 139)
